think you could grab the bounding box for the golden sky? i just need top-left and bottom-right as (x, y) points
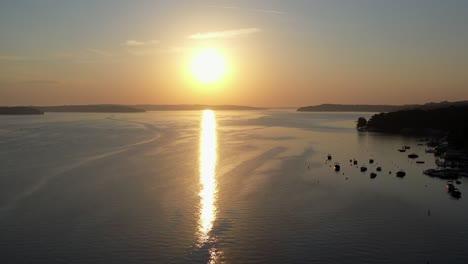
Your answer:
(1, 0), (467, 106)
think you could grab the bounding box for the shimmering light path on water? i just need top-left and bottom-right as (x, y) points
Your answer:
(198, 110), (218, 252)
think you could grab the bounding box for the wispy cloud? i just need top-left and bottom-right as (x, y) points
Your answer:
(53, 49), (118, 63)
(87, 49), (113, 57)
(1, 50), (116, 64)
(20, 79), (60, 85)
(126, 49), (158, 56)
(0, 79), (60, 87)
(188, 28), (261, 40)
(158, 46), (187, 54)
(255, 9), (285, 14)
(219, 6), (285, 14)
(0, 55), (42, 62)
(123, 39), (159, 47)
(122, 39), (160, 56)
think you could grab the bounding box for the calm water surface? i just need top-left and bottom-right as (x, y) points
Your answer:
(1, 110), (468, 263)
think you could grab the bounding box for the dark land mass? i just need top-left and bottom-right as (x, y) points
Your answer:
(358, 106), (468, 149)
(416, 100), (468, 110)
(133, 104), (265, 111)
(36, 105), (146, 113)
(297, 101), (468, 112)
(0, 106), (44, 115)
(297, 104), (411, 112)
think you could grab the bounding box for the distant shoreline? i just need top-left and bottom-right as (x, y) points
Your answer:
(297, 101), (468, 112)
(0, 104), (266, 114)
(0, 106), (44, 115)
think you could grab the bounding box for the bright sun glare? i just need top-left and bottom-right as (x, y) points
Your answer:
(191, 48), (226, 84)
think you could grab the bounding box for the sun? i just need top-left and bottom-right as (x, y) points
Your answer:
(191, 48), (226, 83)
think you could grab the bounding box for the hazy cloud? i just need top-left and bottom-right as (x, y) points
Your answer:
(188, 28), (261, 40)
(123, 39), (159, 47)
(87, 49), (113, 57)
(0, 55), (42, 62)
(219, 6), (285, 14)
(123, 39), (160, 56)
(53, 49), (118, 64)
(20, 80), (60, 85)
(126, 49), (158, 56)
(158, 46), (190, 54)
(0, 55), (25, 62)
(255, 9), (285, 14)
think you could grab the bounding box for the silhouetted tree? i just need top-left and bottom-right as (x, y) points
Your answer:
(356, 117), (367, 129)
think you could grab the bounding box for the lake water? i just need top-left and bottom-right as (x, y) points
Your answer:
(1, 110), (468, 264)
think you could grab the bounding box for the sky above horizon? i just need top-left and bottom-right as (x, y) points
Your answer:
(1, 0), (468, 107)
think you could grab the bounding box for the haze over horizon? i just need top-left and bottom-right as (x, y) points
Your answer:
(1, 0), (468, 107)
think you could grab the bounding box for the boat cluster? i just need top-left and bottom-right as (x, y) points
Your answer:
(323, 136), (466, 200)
(326, 155), (406, 179)
(397, 146), (424, 162)
(419, 137), (467, 199)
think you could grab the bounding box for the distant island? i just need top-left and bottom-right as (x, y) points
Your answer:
(35, 105), (146, 113)
(297, 101), (468, 112)
(133, 104), (265, 111)
(0, 106), (44, 115)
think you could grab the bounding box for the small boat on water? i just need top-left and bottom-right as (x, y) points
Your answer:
(451, 189), (462, 199)
(396, 170), (406, 177)
(408, 153), (419, 159)
(456, 180), (462, 185)
(376, 167), (382, 172)
(369, 159), (374, 164)
(370, 172), (377, 179)
(353, 160), (358, 165)
(327, 154), (332, 160)
(447, 182), (455, 192)
(360, 166), (368, 172)
(416, 161), (425, 164)
(334, 163), (341, 172)
(398, 148), (406, 152)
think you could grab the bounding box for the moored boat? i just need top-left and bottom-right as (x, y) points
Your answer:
(446, 182), (455, 192)
(334, 163), (341, 172)
(451, 189), (462, 199)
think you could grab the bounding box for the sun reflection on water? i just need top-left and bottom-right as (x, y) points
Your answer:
(199, 110), (217, 244)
